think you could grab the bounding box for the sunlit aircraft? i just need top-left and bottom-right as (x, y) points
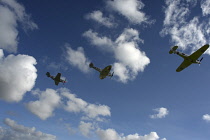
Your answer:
(169, 44), (209, 72)
(89, 62), (114, 79)
(46, 72), (66, 85)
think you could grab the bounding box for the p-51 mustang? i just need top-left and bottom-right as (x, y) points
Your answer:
(169, 44), (209, 72)
(46, 72), (66, 85)
(89, 63), (114, 79)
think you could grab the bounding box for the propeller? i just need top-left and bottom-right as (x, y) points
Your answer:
(198, 57), (203, 66)
(63, 78), (67, 85)
(110, 72), (114, 78)
(200, 57), (203, 62)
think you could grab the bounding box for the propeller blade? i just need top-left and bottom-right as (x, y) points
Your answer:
(200, 57), (203, 62)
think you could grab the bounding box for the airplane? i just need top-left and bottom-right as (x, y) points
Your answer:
(169, 44), (209, 72)
(89, 62), (114, 79)
(46, 72), (66, 85)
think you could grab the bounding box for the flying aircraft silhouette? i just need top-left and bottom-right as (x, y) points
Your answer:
(46, 72), (66, 85)
(169, 44), (209, 72)
(89, 63), (114, 79)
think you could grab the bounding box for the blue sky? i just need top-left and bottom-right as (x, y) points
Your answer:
(0, 0), (210, 140)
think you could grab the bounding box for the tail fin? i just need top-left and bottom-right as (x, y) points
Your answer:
(46, 72), (51, 77)
(89, 63), (94, 68)
(169, 46), (178, 54)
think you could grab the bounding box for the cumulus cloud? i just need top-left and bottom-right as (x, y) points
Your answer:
(0, 118), (56, 140)
(65, 44), (90, 73)
(150, 107), (169, 119)
(106, 0), (151, 24)
(0, 49), (37, 102)
(0, 0), (38, 53)
(26, 89), (61, 120)
(26, 88), (111, 121)
(96, 128), (160, 140)
(83, 28), (150, 83)
(161, 0), (210, 53)
(79, 121), (94, 137)
(201, 0), (210, 16)
(202, 114), (210, 122)
(61, 88), (111, 119)
(86, 10), (115, 28)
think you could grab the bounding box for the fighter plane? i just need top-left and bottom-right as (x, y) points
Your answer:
(169, 44), (209, 72)
(89, 62), (114, 79)
(46, 72), (66, 85)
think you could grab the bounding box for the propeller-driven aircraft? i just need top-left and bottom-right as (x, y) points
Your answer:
(89, 63), (114, 79)
(169, 44), (209, 72)
(46, 72), (66, 85)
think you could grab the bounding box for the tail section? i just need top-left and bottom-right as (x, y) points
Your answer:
(89, 62), (94, 68)
(169, 46), (178, 54)
(46, 72), (51, 77)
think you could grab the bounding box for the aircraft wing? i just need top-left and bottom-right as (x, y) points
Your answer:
(55, 73), (61, 80)
(189, 44), (209, 60)
(176, 60), (192, 72)
(54, 81), (59, 85)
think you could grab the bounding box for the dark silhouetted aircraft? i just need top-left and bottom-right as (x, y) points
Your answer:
(169, 44), (209, 72)
(89, 63), (114, 79)
(46, 72), (66, 85)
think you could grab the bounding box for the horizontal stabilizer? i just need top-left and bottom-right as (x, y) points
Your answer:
(89, 63), (94, 68)
(169, 46), (178, 54)
(46, 72), (50, 77)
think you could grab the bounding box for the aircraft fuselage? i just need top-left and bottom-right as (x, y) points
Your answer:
(174, 51), (200, 64)
(99, 65), (112, 79)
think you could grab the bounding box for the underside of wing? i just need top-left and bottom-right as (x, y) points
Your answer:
(176, 60), (192, 72)
(54, 73), (61, 81)
(189, 44), (209, 60)
(54, 81), (59, 85)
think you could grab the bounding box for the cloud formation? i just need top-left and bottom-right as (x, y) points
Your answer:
(0, 0), (38, 53)
(96, 129), (160, 140)
(161, 0), (210, 53)
(79, 121), (94, 137)
(0, 118), (56, 140)
(65, 44), (90, 73)
(83, 28), (150, 83)
(27, 88), (111, 121)
(0, 49), (37, 102)
(202, 114), (210, 122)
(62, 88), (111, 119)
(27, 89), (61, 120)
(86, 10), (115, 28)
(201, 0), (210, 16)
(106, 0), (150, 24)
(150, 107), (169, 119)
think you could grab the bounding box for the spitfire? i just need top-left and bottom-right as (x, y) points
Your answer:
(46, 72), (67, 85)
(89, 62), (114, 79)
(169, 44), (209, 72)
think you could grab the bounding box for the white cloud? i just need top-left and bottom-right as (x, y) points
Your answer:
(65, 44), (90, 73)
(106, 0), (150, 24)
(26, 89), (61, 120)
(0, 49), (37, 102)
(83, 28), (150, 83)
(83, 30), (114, 51)
(61, 88), (111, 119)
(0, 0), (38, 53)
(26, 88), (111, 121)
(202, 114), (210, 122)
(0, 118), (56, 140)
(79, 121), (94, 137)
(201, 0), (210, 16)
(96, 128), (160, 140)
(86, 10), (115, 28)
(150, 107), (169, 119)
(161, 0), (210, 53)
